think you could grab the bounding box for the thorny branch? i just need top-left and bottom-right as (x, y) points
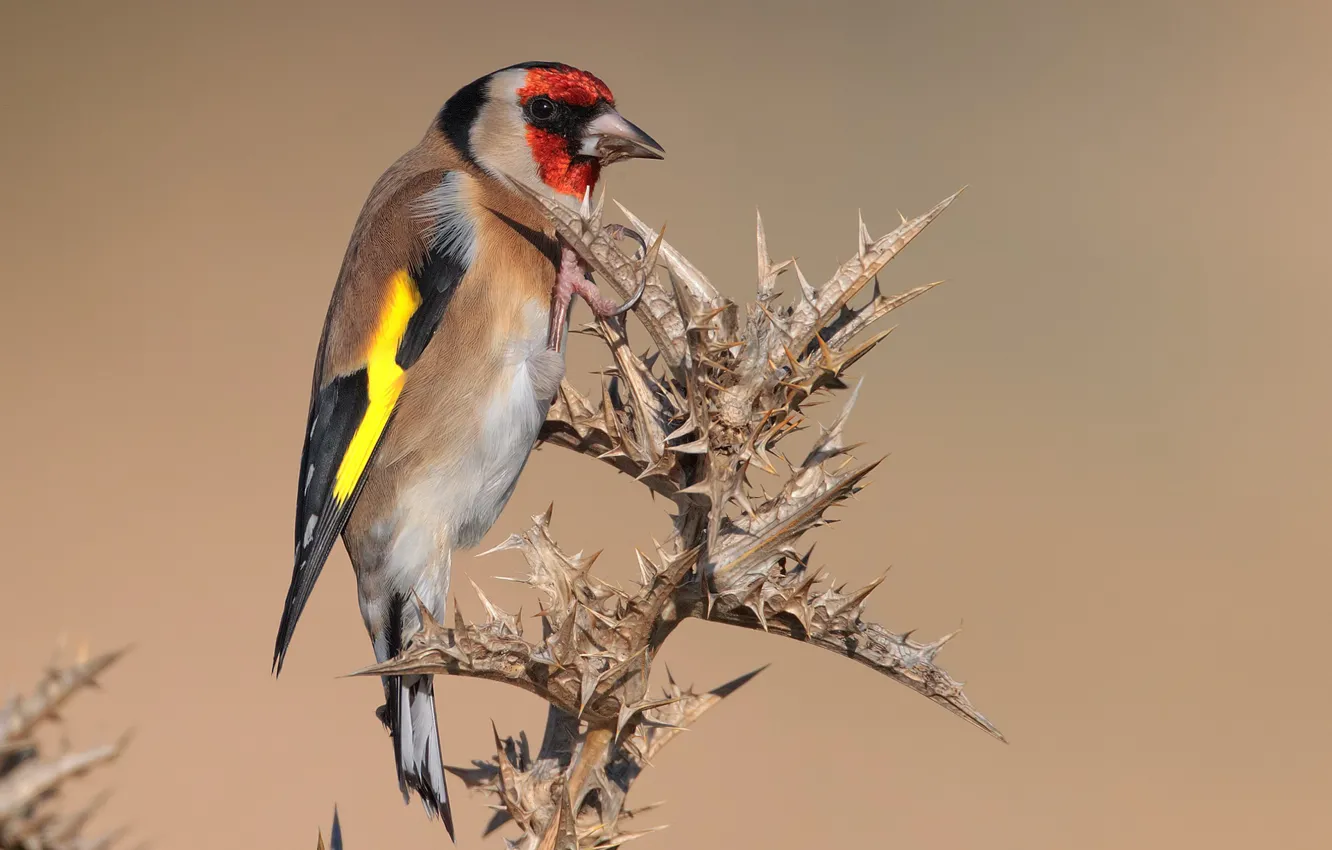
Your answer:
(0, 648), (130, 850)
(357, 186), (1001, 848)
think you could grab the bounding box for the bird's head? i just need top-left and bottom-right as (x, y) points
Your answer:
(437, 62), (664, 207)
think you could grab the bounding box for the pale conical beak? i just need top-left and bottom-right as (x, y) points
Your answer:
(580, 108), (665, 165)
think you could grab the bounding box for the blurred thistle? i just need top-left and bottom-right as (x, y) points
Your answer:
(0, 647), (130, 850)
(315, 807), (342, 850)
(355, 185), (1002, 848)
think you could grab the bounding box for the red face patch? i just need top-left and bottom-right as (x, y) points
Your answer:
(517, 65), (613, 198)
(517, 65), (614, 108)
(525, 128), (601, 198)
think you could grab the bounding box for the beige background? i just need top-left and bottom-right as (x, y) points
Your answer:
(2, 1), (1330, 847)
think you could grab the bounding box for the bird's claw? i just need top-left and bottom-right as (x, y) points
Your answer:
(548, 224), (652, 352)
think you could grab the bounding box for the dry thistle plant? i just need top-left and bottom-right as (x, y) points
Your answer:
(357, 185), (1003, 849)
(0, 648), (129, 850)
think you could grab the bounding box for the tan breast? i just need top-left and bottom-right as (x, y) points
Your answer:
(354, 168), (562, 521)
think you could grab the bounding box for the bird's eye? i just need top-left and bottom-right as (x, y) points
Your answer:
(527, 96), (557, 123)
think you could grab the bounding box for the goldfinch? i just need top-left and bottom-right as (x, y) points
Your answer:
(271, 62), (664, 838)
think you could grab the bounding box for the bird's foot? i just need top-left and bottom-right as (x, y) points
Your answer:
(547, 226), (649, 352)
(547, 246), (578, 352)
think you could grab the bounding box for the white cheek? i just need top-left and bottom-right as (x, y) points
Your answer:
(473, 72), (545, 191)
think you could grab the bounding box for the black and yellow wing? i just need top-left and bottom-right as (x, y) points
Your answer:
(272, 190), (470, 674)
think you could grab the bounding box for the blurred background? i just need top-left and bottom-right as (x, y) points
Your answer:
(2, 1), (1329, 847)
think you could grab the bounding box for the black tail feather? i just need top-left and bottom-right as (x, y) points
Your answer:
(379, 593), (454, 840)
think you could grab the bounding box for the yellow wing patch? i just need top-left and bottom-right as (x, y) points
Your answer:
(332, 269), (421, 504)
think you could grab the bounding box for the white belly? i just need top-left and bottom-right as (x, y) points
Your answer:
(449, 325), (564, 547)
(356, 303), (565, 637)
(394, 303), (565, 555)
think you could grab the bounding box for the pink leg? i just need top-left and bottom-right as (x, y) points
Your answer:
(571, 270), (624, 318)
(548, 245), (582, 352)
(549, 242), (636, 352)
